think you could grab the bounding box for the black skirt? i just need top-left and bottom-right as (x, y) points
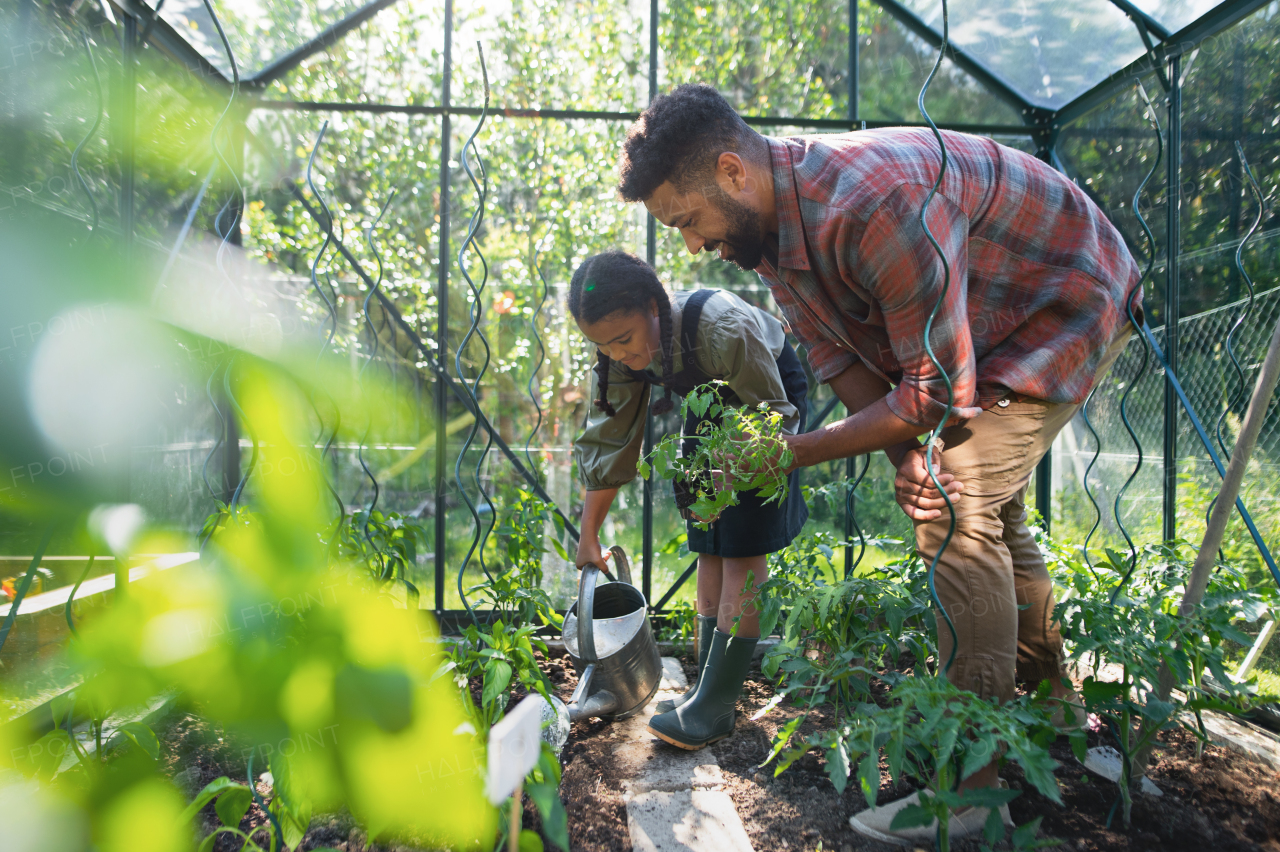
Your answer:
(682, 342), (809, 558)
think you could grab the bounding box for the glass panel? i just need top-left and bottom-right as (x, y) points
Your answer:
(897, 0), (1148, 109)
(1056, 80), (1170, 323)
(264, 0), (445, 101)
(1172, 5), (1280, 582)
(660, 0), (850, 120)
(452, 0), (649, 111)
(154, 0), (384, 79)
(442, 115), (644, 608)
(1176, 5), (1280, 316)
(858, 1), (1023, 125)
(244, 106), (445, 602)
(1127, 0), (1224, 35)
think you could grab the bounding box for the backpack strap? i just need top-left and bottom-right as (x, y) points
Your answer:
(678, 288), (719, 376)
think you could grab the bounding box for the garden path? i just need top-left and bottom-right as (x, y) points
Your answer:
(614, 657), (756, 852)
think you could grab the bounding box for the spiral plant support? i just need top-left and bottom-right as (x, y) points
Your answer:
(303, 122), (349, 540)
(1214, 142), (1264, 461)
(1108, 80), (1163, 604)
(525, 235), (552, 482)
(357, 193), (397, 558)
(1205, 143), (1266, 542)
(843, 454), (870, 579)
(454, 45), (496, 623)
(917, 0), (959, 677)
(192, 0), (260, 521)
(1077, 389), (1106, 581)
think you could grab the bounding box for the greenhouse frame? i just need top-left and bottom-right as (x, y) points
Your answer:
(2, 0), (1280, 848)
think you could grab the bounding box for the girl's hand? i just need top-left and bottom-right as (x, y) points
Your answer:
(575, 537), (612, 574)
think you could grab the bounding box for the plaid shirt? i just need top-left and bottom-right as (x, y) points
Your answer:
(758, 130), (1141, 429)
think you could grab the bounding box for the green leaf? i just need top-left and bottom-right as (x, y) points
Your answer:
(823, 739), (850, 793)
(117, 721), (160, 760)
(954, 787), (1020, 809)
(267, 752), (313, 850)
(888, 803), (935, 830)
(984, 805), (1006, 845)
(1081, 677), (1127, 706)
(484, 660), (514, 707)
(1011, 815), (1045, 849)
(180, 777), (240, 824)
(518, 829), (545, 852)
(857, 751), (879, 809)
(763, 717), (803, 768)
(527, 779), (569, 851)
(215, 785), (253, 828)
(268, 784), (312, 850)
(335, 664), (414, 733)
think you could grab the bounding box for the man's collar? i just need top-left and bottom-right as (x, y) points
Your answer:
(765, 136), (810, 271)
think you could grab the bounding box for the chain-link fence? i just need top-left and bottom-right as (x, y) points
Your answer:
(1051, 270), (1280, 575)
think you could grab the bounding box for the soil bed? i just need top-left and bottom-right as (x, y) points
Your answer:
(154, 646), (588, 851)
(153, 647), (1280, 851)
(560, 653), (1280, 852)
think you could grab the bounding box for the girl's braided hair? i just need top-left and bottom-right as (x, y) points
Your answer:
(568, 250), (676, 417)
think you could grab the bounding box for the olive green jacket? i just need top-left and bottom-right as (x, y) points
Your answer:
(573, 289), (800, 491)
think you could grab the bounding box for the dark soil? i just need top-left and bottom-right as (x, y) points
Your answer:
(154, 645), (589, 852)
(554, 652), (1280, 852)
(710, 656), (1280, 852)
(155, 647), (1280, 852)
(541, 645), (633, 851)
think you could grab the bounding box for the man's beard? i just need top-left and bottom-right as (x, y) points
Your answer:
(709, 190), (765, 271)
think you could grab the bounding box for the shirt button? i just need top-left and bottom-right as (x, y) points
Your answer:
(997, 398), (1010, 408)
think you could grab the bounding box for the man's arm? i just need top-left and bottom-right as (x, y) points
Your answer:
(785, 361), (963, 521)
(787, 361), (918, 465)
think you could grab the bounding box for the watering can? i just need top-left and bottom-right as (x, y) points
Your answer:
(562, 546), (662, 722)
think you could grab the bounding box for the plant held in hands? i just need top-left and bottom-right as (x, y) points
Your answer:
(637, 381), (793, 529)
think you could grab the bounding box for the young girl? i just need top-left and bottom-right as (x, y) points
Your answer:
(569, 250), (808, 750)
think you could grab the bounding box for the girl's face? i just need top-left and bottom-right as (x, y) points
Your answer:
(577, 301), (662, 371)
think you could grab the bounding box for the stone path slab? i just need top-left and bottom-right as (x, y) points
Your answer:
(1199, 710), (1280, 771)
(628, 790), (755, 852)
(617, 656), (754, 852)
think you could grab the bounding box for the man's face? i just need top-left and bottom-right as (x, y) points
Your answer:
(644, 180), (767, 271)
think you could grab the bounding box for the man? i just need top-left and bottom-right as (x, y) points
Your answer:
(617, 83), (1139, 844)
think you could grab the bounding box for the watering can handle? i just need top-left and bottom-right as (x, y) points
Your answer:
(577, 546), (632, 665)
(577, 563), (600, 665)
(608, 545), (632, 585)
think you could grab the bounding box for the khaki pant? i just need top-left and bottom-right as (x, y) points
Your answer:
(914, 327), (1131, 703)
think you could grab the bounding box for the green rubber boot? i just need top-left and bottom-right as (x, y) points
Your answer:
(654, 614), (717, 714)
(648, 629), (757, 750)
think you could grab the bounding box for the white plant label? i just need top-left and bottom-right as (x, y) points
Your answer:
(486, 695), (543, 805)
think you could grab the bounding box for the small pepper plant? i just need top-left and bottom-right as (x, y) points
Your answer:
(637, 381), (793, 529)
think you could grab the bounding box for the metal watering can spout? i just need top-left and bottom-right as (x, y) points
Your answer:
(562, 546), (662, 722)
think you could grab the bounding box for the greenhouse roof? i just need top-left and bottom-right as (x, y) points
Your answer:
(119, 0), (1270, 123)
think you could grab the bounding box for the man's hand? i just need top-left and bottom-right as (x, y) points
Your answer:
(575, 537), (612, 573)
(894, 444), (965, 522)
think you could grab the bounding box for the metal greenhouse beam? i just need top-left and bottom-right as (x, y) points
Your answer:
(244, 0), (403, 87)
(251, 99), (1032, 137)
(112, 0), (229, 86)
(868, 0), (1048, 124)
(1103, 0), (1172, 41)
(1053, 0), (1270, 126)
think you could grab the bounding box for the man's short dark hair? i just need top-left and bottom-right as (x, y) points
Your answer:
(617, 83), (765, 202)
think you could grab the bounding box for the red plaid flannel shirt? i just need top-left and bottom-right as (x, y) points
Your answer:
(758, 130), (1141, 429)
